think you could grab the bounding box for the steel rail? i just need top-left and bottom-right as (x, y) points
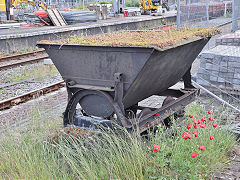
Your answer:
(0, 55), (49, 70)
(0, 50), (45, 62)
(0, 80), (65, 110)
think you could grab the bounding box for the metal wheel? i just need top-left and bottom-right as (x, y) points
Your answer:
(64, 89), (115, 126)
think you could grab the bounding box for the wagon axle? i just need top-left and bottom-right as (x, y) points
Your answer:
(63, 71), (199, 133)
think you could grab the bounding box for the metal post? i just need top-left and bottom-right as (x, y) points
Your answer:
(206, 0), (209, 27)
(177, 0), (180, 28)
(224, 2), (227, 17)
(192, 80), (240, 113)
(113, 0), (118, 14)
(5, 0), (10, 20)
(83, 0), (84, 9)
(9, 0), (13, 20)
(232, 0), (238, 32)
(206, 0), (209, 49)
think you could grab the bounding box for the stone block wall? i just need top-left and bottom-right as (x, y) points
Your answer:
(216, 31), (240, 46)
(196, 45), (240, 94)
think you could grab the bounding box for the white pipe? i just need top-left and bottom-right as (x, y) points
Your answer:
(192, 80), (240, 113)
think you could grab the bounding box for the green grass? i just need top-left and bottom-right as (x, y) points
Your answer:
(126, 0), (140, 7)
(0, 102), (237, 179)
(98, 1), (113, 4)
(0, 89), (6, 94)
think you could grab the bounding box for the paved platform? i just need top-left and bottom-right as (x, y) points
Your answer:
(0, 12), (176, 54)
(0, 12), (176, 38)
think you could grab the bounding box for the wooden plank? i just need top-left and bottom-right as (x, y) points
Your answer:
(52, 9), (67, 26)
(51, 9), (63, 26)
(47, 9), (61, 26)
(47, 8), (67, 26)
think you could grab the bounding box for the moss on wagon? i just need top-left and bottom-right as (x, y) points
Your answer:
(41, 27), (220, 48)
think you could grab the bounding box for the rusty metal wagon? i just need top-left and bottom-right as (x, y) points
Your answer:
(37, 35), (210, 133)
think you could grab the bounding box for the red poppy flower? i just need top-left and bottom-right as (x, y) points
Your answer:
(182, 135), (188, 140)
(209, 117), (214, 121)
(187, 124), (192, 129)
(155, 113), (160, 116)
(208, 110), (213, 114)
(193, 124), (198, 129)
(210, 136), (214, 140)
(69, 128), (73, 131)
(161, 124), (163, 128)
(67, 130), (70, 134)
(192, 120), (197, 124)
(212, 123), (218, 128)
(187, 134), (192, 139)
(189, 115), (194, 118)
(193, 132), (198, 137)
(191, 153), (197, 158)
(199, 124), (205, 128)
(201, 118), (206, 122)
(153, 148), (159, 152)
(197, 119), (201, 124)
(198, 146), (205, 151)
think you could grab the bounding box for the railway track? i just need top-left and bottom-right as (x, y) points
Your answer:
(0, 50), (49, 70)
(0, 80), (65, 110)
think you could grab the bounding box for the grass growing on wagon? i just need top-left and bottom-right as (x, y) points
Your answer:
(41, 27), (220, 48)
(0, 102), (236, 179)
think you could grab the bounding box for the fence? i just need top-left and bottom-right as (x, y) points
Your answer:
(232, 0), (240, 32)
(176, 0), (240, 113)
(177, 0), (234, 28)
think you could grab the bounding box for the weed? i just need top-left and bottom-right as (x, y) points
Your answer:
(4, 65), (58, 83)
(0, 102), (236, 179)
